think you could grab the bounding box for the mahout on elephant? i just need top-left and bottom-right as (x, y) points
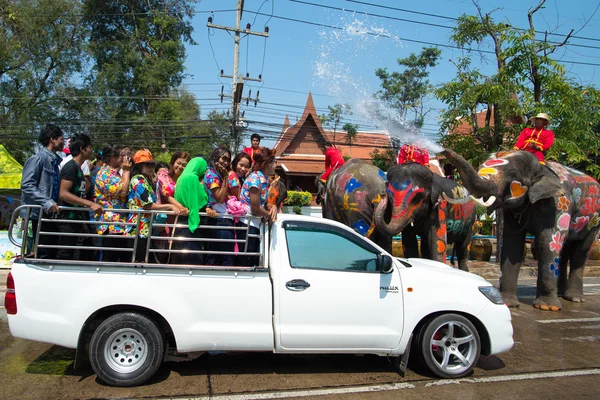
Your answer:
(442, 149), (600, 311)
(373, 162), (476, 271)
(321, 159), (392, 252)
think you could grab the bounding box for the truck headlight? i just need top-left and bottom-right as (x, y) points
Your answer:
(479, 286), (504, 305)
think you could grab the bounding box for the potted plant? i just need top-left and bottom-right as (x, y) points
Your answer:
(284, 191), (313, 215)
(470, 218), (493, 262)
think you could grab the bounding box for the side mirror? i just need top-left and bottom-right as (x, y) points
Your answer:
(379, 254), (394, 274)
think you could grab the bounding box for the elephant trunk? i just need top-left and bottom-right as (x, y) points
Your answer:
(442, 149), (497, 198)
(374, 191), (412, 238)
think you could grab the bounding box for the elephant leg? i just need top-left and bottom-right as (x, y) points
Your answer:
(402, 226), (419, 258)
(456, 230), (473, 272)
(533, 231), (564, 311)
(420, 230), (433, 260)
(564, 230), (598, 303)
(498, 227), (526, 308)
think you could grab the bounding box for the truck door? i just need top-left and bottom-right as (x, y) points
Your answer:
(273, 221), (404, 351)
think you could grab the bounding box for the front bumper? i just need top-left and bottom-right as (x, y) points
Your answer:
(476, 302), (514, 355)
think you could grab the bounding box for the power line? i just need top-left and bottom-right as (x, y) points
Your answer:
(289, 0), (600, 51)
(340, 0), (600, 43)
(243, 10), (600, 67)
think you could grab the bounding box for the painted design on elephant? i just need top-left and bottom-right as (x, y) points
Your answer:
(571, 188), (582, 204)
(574, 175), (598, 184)
(589, 185), (599, 196)
(548, 162), (572, 184)
(341, 192), (358, 213)
(345, 178), (362, 193)
(483, 159), (509, 167)
(549, 232), (565, 252)
(371, 193), (382, 205)
(377, 169), (387, 181)
(549, 256), (561, 278)
(436, 202), (447, 263)
(478, 167), (498, 177)
(557, 196), (571, 211)
(336, 172), (352, 192)
(556, 213), (571, 230)
(354, 190), (369, 211)
(589, 213), (600, 229)
(510, 181), (527, 198)
(353, 220), (370, 236)
(450, 186), (467, 198)
(571, 216), (590, 232)
(387, 180), (425, 220)
(580, 197), (595, 215)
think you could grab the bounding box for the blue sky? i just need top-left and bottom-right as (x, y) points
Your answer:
(182, 0), (600, 148)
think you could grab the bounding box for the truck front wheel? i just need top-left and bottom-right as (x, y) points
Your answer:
(416, 313), (481, 379)
(89, 312), (164, 387)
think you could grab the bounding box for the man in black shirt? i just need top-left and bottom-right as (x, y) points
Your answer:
(56, 134), (103, 260)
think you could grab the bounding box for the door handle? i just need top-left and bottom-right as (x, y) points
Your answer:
(286, 279), (311, 291)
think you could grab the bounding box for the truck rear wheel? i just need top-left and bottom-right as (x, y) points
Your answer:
(89, 312), (164, 387)
(416, 313), (481, 379)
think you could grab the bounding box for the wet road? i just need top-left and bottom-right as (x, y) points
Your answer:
(1, 278), (600, 400)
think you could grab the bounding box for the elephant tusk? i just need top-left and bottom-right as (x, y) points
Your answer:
(469, 195), (496, 208)
(442, 192), (472, 204)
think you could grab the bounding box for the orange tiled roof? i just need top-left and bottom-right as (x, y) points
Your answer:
(272, 92), (391, 175)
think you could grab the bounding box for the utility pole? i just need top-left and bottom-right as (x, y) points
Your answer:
(207, 0), (269, 151)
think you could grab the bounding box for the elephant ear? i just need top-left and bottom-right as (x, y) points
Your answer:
(528, 174), (565, 204)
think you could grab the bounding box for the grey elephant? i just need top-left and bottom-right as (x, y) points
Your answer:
(374, 163), (476, 270)
(443, 149), (600, 311)
(322, 159), (392, 252)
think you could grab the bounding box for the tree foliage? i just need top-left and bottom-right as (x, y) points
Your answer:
(375, 47), (441, 129)
(319, 103), (351, 146)
(370, 148), (396, 172)
(436, 0), (600, 177)
(0, 0), (89, 163)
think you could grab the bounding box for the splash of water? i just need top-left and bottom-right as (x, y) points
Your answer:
(311, 16), (442, 154)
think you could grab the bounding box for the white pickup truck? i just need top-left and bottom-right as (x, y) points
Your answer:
(5, 206), (513, 387)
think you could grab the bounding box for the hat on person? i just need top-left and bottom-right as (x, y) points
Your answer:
(133, 149), (155, 164)
(532, 113), (550, 123)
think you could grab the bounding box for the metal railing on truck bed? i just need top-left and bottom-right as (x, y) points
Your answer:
(8, 205), (268, 271)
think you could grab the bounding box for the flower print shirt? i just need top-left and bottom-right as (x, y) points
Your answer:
(227, 170), (241, 197)
(240, 170), (269, 228)
(156, 169), (176, 204)
(95, 165), (128, 234)
(205, 167), (240, 215)
(126, 174), (156, 238)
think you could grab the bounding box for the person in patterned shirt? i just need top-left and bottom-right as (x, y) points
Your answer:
(127, 149), (183, 262)
(238, 147), (278, 266)
(94, 145), (133, 262)
(204, 146), (237, 266)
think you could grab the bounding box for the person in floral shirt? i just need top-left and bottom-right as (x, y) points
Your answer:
(239, 147), (278, 266)
(127, 149), (183, 262)
(156, 151), (190, 209)
(95, 145), (132, 262)
(204, 146), (236, 265)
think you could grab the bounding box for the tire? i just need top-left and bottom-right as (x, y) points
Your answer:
(416, 313), (481, 379)
(89, 312), (164, 387)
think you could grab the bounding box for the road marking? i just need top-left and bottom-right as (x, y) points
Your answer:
(156, 369), (600, 400)
(424, 368), (600, 387)
(563, 336), (600, 342)
(536, 317), (600, 324)
(166, 382), (417, 400)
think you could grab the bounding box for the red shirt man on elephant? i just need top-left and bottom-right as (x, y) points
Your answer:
(397, 144), (430, 166)
(513, 113), (554, 164)
(320, 142), (345, 182)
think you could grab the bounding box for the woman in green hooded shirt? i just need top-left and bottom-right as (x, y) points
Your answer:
(173, 157), (215, 264)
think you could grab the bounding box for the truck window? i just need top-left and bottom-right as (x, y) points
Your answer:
(284, 224), (380, 273)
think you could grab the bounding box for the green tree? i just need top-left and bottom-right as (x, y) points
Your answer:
(370, 148), (396, 171)
(375, 47), (441, 129)
(343, 123), (358, 157)
(319, 103), (351, 145)
(436, 0), (600, 176)
(0, 0), (89, 162)
(83, 0), (196, 148)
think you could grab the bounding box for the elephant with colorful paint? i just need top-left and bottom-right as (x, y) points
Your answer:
(442, 149), (600, 311)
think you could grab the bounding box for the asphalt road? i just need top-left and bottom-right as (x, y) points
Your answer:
(1, 278), (600, 400)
